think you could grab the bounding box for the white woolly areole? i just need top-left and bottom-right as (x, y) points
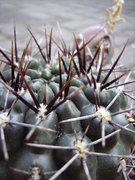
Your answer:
(117, 159), (126, 173)
(125, 113), (135, 124)
(95, 82), (101, 92)
(31, 166), (41, 180)
(96, 107), (111, 122)
(0, 112), (9, 128)
(91, 82), (101, 93)
(18, 87), (25, 95)
(14, 62), (19, 68)
(36, 104), (47, 121)
(74, 140), (88, 160)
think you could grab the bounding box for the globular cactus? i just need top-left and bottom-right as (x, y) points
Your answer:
(0, 24), (135, 180)
(0, 0), (135, 178)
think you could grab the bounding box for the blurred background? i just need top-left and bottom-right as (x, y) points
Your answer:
(0, 0), (135, 72)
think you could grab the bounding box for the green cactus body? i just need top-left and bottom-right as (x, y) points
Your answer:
(54, 132), (97, 180)
(0, 161), (11, 180)
(56, 100), (81, 133)
(11, 148), (59, 180)
(96, 141), (128, 180)
(25, 110), (58, 146)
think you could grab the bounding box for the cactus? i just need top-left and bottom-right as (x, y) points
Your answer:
(0, 2), (135, 180)
(0, 25), (135, 180)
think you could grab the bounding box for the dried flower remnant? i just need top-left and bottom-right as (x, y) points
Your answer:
(105, 0), (125, 31)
